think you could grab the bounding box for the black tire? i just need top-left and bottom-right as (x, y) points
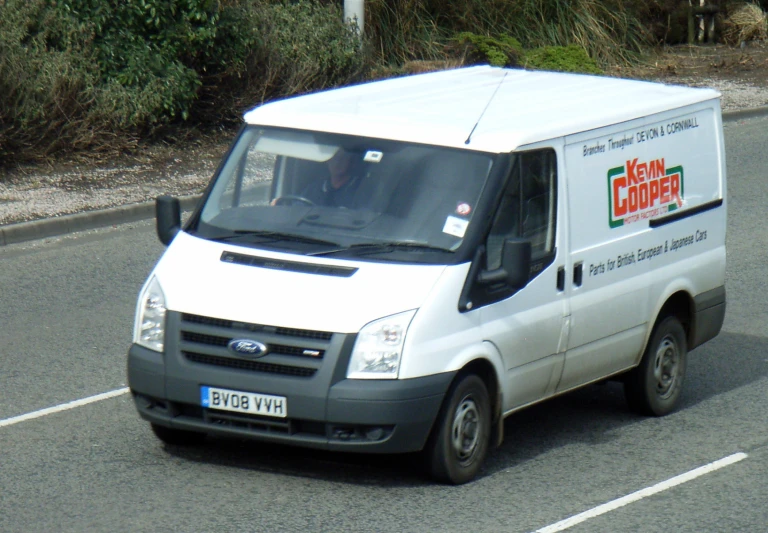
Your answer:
(624, 316), (687, 416)
(151, 423), (206, 446)
(425, 374), (491, 484)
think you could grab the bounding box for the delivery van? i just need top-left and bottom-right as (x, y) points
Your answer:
(128, 66), (726, 484)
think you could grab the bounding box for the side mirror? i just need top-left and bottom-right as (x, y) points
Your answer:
(156, 195), (181, 246)
(478, 239), (531, 289)
(500, 239), (532, 288)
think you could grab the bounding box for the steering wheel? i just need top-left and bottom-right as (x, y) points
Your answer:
(272, 195), (315, 206)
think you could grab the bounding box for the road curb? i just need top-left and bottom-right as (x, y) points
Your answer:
(2, 105), (768, 247)
(722, 105), (768, 122)
(0, 195), (201, 247)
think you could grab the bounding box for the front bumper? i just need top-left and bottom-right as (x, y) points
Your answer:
(128, 341), (454, 453)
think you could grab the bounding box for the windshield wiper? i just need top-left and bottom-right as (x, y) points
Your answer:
(308, 241), (453, 257)
(207, 230), (340, 248)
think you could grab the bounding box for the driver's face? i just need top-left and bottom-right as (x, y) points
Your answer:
(327, 151), (354, 188)
(328, 151), (352, 177)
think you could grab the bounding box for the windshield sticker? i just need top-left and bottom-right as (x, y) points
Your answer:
(364, 150), (383, 163)
(443, 216), (469, 238)
(608, 157), (684, 228)
(456, 202), (472, 216)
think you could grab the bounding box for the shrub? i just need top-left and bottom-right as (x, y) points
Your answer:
(0, 1), (106, 162)
(0, 0), (229, 163)
(56, 0), (224, 123)
(195, 1), (366, 123)
(525, 45), (604, 74)
(0, 0), (366, 165)
(248, 1), (365, 99)
(451, 32), (603, 74)
(453, 33), (524, 67)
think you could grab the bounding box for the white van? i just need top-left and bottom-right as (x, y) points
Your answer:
(128, 66), (726, 484)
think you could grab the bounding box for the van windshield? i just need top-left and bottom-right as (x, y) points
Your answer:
(192, 127), (496, 262)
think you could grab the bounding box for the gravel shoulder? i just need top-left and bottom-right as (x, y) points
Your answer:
(0, 134), (231, 225)
(2, 50), (768, 226)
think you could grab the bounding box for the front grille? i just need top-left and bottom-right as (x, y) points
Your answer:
(181, 331), (325, 359)
(184, 352), (317, 378)
(183, 314), (232, 329)
(268, 344), (324, 358)
(182, 313), (333, 341)
(182, 331), (229, 347)
(177, 313), (335, 378)
(273, 327), (332, 341)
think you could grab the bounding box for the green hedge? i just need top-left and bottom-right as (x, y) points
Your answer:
(0, 0), (364, 165)
(1, 0), (658, 167)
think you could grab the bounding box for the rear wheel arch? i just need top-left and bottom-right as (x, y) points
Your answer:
(654, 290), (694, 347)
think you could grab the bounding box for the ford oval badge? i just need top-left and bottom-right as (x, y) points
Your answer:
(228, 339), (268, 358)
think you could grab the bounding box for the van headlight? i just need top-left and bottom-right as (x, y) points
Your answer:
(134, 276), (167, 352)
(347, 310), (416, 380)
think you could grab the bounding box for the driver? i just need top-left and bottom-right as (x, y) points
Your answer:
(302, 148), (364, 208)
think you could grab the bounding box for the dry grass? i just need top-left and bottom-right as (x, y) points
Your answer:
(401, 59), (465, 73)
(365, 0), (650, 67)
(723, 2), (768, 44)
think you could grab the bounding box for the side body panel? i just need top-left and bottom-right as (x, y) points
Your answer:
(559, 101), (725, 392)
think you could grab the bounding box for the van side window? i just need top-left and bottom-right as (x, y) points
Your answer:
(486, 149), (557, 270)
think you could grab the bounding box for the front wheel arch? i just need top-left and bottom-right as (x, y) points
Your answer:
(459, 359), (503, 447)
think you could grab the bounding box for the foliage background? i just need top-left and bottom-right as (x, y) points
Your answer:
(0, 0), (766, 167)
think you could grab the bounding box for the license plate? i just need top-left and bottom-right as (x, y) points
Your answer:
(201, 386), (287, 418)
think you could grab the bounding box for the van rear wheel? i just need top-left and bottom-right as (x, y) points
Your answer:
(151, 423), (206, 446)
(426, 374), (491, 484)
(624, 316), (687, 416)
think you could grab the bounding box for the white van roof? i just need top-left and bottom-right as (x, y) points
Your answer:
(244, 65), (720, 153)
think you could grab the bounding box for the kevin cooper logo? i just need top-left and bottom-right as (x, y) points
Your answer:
(608, 157), (683, 228)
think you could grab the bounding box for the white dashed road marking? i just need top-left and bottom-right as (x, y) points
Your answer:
(0, 387), (130, 429)
(0, 389), (750, 533)
(534, 452), (748, 532)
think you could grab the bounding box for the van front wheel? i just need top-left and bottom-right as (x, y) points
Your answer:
(624, 316), (687, 416)
(426, 374), (491, 484)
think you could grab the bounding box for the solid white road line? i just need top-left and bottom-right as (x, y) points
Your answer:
(0, 387), (130, 429)
(534, 452), (748, 533)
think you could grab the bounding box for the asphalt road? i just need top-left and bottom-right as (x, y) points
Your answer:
(1, 116), (768, 532)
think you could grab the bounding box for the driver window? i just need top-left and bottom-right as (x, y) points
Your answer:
(220, 145), (273, 208)
(486, 148), (557, 270)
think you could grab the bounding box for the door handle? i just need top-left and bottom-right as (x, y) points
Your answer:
(556, 266), (565, 291)
(573, 262), (583, 287)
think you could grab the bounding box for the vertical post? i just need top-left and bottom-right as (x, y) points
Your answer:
(688, 6), (695, 45)
(344, 0), (364, 37)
